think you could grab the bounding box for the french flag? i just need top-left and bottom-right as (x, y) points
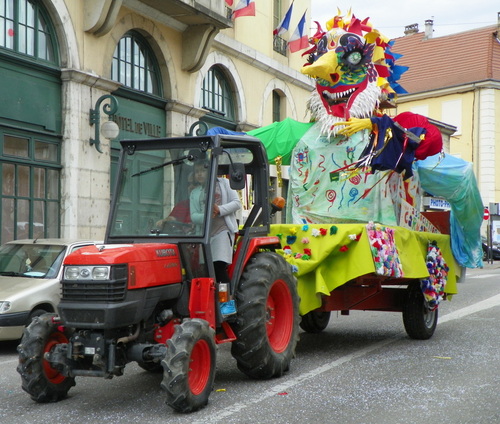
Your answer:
(232, 0), (255, 19)
(225, 0), (233, 6)
(288, 11), (309, 53)
(273, 2), (293, 36)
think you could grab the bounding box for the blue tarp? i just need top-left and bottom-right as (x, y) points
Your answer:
(207, 127), (245, 136)
(417, 153), (483, 268)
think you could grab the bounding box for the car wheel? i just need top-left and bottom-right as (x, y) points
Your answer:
(27, 309), (50, 325)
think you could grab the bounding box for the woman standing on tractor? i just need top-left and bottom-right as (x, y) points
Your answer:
(190, 160), (241, 285)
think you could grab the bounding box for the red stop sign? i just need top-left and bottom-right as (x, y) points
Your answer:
(484, 208), (490, 220)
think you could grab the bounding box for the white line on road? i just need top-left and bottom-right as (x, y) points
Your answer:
(439, 293), (500, 323)
(192, 293), (500, 424)
(466, 274), (498, 279)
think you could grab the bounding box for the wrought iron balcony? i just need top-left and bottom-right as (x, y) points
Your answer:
(273, 35), (287, 56)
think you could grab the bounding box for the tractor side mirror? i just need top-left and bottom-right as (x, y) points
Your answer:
(229, 162), (246, 190)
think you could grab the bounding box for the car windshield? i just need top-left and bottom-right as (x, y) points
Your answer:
(0, 243), (66, 278)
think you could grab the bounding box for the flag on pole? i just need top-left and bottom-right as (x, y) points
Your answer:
(273, 2), (294, 36)
(225, 0), (233, 6)
(232, 0), (256, 19)
(288, 11), (309, 53)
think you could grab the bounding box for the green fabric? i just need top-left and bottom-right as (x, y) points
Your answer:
(269, 223), (458, 315)
(247, 118), (314, 165)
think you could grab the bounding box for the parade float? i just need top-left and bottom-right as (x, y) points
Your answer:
(252, 11), (483, 333)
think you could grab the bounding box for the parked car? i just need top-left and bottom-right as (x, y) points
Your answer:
(481, 236), (500, 260)
(0, 239), (100, 341)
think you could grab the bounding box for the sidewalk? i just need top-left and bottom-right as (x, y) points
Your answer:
(466, 260), (500, 275)
(479, 260), (500, 269)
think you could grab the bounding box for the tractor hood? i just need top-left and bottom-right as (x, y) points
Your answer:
(64, 243), (180, 265)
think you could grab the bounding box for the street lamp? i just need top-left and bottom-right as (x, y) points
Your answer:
(89, 94), (119, 153)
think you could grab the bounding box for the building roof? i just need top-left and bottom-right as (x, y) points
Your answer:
(391, 25), (500, 94)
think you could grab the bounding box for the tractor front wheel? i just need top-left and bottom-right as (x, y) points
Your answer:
(17, 313), (75, 402)
(231, 252), (300, 379)
(402, 280), (438, 340)
(161, 319), (216, 412)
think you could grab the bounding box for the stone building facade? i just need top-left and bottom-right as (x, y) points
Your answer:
(0, 0), (314, 243)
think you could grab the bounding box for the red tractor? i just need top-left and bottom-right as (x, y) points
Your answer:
(17, 134), (300, 412)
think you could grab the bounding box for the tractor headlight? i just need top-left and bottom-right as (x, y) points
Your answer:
(64, 265), (111, 281)
(92, 266), (110, 280)
(64, 266), (81, 280)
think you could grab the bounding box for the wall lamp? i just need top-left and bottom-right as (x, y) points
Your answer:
(89, 94), (120, 153)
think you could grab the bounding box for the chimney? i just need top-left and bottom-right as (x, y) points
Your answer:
(424, 19), (434, 39)
(496, 12), (500, 42)
(404, 23), (419, 36)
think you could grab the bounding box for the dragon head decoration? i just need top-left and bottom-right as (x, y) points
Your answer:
(302, 11), (407, 136)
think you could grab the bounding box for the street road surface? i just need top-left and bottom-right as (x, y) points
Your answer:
(1, 265), (499, 424)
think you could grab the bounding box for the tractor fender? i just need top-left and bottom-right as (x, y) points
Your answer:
(229, 236), (281, 280)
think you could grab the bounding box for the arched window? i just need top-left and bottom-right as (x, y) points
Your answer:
(200, 66), (236, 128)
(0, 0), (57, 63)
(111, 31), (162, 95)
(273, 90), (283, 122)
(0, 0), (61, 242)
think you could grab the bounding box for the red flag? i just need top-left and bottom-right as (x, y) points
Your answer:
(232, 0), (255, 19)
(288, 11), (308, 53)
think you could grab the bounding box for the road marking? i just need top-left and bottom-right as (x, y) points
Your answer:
(466, 274), (498, 279)
(439, 293), (500, 323)
(192, 336), (398, 424)
(192, 293), (500, 424)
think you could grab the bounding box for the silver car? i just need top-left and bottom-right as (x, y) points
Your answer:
(0, 239), (99, 341)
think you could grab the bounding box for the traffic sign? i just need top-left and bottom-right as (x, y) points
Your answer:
(484, 208), (490, 220)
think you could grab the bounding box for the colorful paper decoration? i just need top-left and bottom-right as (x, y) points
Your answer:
(366, 222), (403, 277)
(421, 241), (449, 309)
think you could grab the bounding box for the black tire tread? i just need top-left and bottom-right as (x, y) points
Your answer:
(161, 319), (216, 413)
(402, 280), (438, 340)
(300, 310), (331, 333)
(230, 252), (300, 379)
(17, 313), (75, 402)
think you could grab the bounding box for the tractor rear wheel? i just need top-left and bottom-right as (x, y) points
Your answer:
(231, 252), (300, 379)
(403, 280), (438, 340)
(17, 313), (75, 402)
(300, 310), (331, 333)
(161, 319), (216, 412)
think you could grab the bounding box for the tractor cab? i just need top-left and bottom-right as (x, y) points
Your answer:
(107, 134), (276, 290)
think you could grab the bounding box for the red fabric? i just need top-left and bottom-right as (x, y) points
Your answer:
(168, 199), (191, 223)
(393, 112), (443, 160)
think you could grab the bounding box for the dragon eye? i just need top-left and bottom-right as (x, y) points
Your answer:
(317, 36), (328, 55)
(346, 51), (363, 65)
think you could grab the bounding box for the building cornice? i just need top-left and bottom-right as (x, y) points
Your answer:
(165, 100), (207, 118)
(397, 80), (500, 102)
(61, 69), (122, 92)
(214, 33), (315, 92)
